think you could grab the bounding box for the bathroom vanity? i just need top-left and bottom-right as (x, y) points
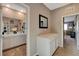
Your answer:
(37, 33), (58, 56)
(2, 33), (26, 50)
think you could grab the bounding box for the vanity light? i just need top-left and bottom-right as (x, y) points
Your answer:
(18, 12), (22, 15)
(6, 4), (10, 7)
(20, 10), (24, 13)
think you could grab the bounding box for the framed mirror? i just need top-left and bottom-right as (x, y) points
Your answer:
(39, 14), (48, 28)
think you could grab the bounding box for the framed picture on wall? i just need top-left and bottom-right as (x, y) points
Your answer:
(39, 14), (48, 28)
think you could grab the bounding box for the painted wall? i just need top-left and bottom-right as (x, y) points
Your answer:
(51, 3), (79, 47)
(26, 3), (51, 55)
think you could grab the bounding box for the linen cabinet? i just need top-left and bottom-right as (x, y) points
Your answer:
(37, 33), (58, 56)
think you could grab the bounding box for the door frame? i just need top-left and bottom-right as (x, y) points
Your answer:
(62, 13), (78, 47)
(0, 4), (31, 56)
(21, 4), (31, 56)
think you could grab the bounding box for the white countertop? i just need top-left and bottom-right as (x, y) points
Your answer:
(38, 33), (58, 40)
(2, 32), (26, 37)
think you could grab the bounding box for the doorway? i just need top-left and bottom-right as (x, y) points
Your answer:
(63, 15), (77, 48)
(0, 3), (30, 56)
(53, 15), (79, 55)
(63, 14), (79, 54)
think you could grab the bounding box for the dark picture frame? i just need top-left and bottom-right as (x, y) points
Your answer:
(39, 14), (48, 28)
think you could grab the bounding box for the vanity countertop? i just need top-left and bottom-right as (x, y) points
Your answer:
(2, 32), (26, 37)
(38, 33), (58, 40)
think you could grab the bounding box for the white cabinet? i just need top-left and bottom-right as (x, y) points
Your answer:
(2, 33), (26, 50)
(37, 33), (58, 56)
(3, 36), (12, 50)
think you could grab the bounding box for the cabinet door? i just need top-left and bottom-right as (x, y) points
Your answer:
(10, 36), (19, 47)
(50, 39), (55, 55)
(15, 35), (26, 45)
(55, 39), (58, 49)
(37, 37), (50, 56)
(3, 37), (12, 50)
(11, 35), (26, 47)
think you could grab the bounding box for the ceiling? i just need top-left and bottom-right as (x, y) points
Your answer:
(44, 3), (70, 10)
(2, 3), (27, 13)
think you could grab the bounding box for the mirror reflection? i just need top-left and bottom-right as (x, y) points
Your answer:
(2, 7), (26, 35)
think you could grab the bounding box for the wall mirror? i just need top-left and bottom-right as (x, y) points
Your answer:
(2, 7), (26, 35)
(39, 14), (48, 28)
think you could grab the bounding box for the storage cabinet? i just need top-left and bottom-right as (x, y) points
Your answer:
(37, 33), (58, 56)
(3, 36), (12, 50)
(2, 34), (26, 50)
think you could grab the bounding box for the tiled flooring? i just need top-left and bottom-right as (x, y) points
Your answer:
(54, 35), (79, 56)
(3, 44), (26, 56)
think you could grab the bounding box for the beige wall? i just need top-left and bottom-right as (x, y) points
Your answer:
(51, 3), (79, 47)
(27, 3), (51, 55)
(26, 3), (79, 56)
